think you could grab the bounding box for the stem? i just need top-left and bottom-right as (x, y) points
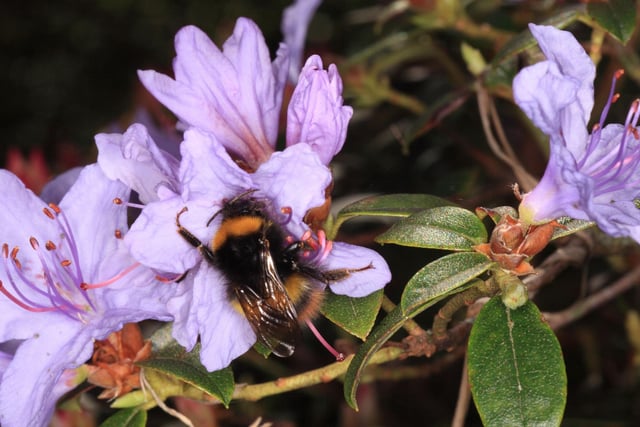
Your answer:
(545, 265), (640, 330)
(231, 346), (403, 402)
(432, 279), (497, 340)
(381, 295), (425, 336)
(451, 353), (470, 427)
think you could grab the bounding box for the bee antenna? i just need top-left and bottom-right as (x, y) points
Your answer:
(206, 189), (260, 227)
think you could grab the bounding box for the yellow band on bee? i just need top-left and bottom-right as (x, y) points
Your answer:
(212, 216), (264, 251)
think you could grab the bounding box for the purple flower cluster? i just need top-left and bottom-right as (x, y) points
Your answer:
(0, 2), (390, 426)
(97, 16), (390, 372)
(516, 24), (640, 241)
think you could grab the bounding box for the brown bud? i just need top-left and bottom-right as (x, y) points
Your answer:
(87, 323), (152, 399)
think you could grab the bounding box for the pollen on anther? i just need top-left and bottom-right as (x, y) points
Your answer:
(48, 203), (61, 214)
(114, 229), (123, 239)
(61, 259), (72, 267)
(29, 237), (39, 250)
(615, 69), (625, 80)
(612, 93), (621, 104)
(113, 198), (123, 205)
(42, 207), (55, 220)
(281, 206), (292, 215)
(45, 241), (57, 251)
(10, 246), (19, 260)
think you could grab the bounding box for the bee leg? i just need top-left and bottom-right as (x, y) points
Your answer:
(176, 207), (216, 264)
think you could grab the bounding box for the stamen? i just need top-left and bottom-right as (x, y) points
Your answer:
(156, 272), (187, 283)
(279, 206), (293, 224)
(114, 229), (123, 239)
(61, 260), (72, 267)
(113, 197), (145, 210)
(45, 241), (56, 251)
(305, 319), (345, 362)
(42, 207), (55, 220)
(579, 69), (624, 167)
(81, 262), (141, 290)
(0, 281), (56, 313)
(49, 203), (61, 215)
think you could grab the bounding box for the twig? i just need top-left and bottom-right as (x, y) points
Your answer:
(231, 346), (403, 401)
(545, 265), (640, 330)
(451, 353), (470, 427)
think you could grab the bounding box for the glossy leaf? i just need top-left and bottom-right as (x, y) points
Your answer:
(468, 298), (567, 427)
(100, 407), (147, 427)
(376, 206), (487, 250)
(336, 193), (456, 221)
(321, 289), (383, 340)
(588, 0), (636, 44)
(551, 217), (594, 240)
(343, 304), (407, 410)
(401, 252), (493, 316)
(138, 339), (234, 407)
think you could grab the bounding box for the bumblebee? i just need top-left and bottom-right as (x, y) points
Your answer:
(176, 192), (370, 357)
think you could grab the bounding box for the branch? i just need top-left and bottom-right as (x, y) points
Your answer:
(231, 346), (403, 401)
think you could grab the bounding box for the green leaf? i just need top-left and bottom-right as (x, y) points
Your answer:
(588, 0), (636, 44)
(552, 217), (594, 240)
(138, 340), (234, 406)
(468, 298), (567, 427)
(100, 407), (147, 427)
(321, 289), (383, 340)
(401, 252), (493, 316)
(377, 207), (488, 250)
(343, 305), (408, 410)
(336, 194), (456, 222)
(491, 6), (585, 65)
(344, 253), (491, 410)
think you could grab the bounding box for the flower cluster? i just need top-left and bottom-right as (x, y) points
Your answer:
(515, 24), (640, 242)
(0, 4), (390, 426)
(97, 17), (390, 372)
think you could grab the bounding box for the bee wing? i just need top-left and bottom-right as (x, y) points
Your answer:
(234, 241), (300, 357)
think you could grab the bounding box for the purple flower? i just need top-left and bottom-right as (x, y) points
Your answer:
(282, 0), (323, 83)
(97, 125), (391, 371)
(515, 24), (640, 241)
(0, 165), (174, 427)
(137, 19), (351, 170)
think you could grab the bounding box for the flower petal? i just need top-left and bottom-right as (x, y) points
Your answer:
(322, 242), (391, 297)
(168, 264), (255, 371)
(125, 195), (201, 274)
(180, 129), (252, 201)
(281, 0), (322, 82)
(286, 56), (352, 164)
(0, 322), (85, 427)
(96, 123), (180, 204)
(139, 21), (285, 167)
(253, 143), (332, 236)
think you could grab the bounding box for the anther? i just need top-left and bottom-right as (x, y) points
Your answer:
(612, 93), (621, 104)
(10, 247), (18, 260)
(48, 203), (61, 215)
(114, 229), (123, 239)
(113, 198), (123, 205)
(45, 241), (56, 251)
(61, 260), (72, 267)
(615, 69), (625, 80)
(42, 207), (55, 220)
(29, 237), (39, 250)
(2, 244), (8, 258)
